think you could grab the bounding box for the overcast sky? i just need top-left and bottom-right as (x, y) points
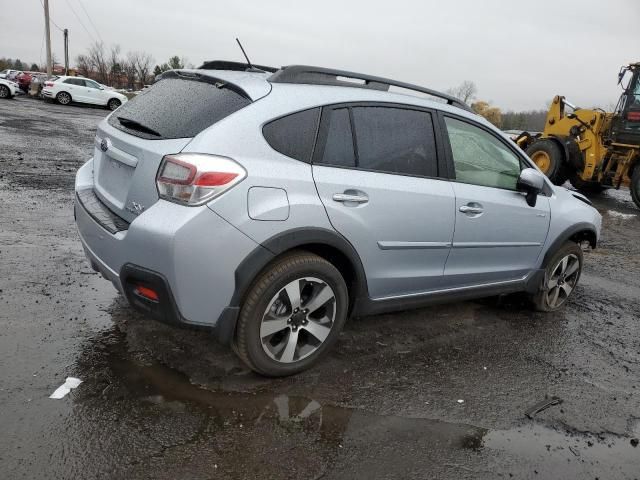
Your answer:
(2, 0), (638, 110)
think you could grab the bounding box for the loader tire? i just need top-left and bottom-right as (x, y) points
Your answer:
(526, 139), (568, 185)
(631, 167), (640, 210)
(569, 174), (608, 194)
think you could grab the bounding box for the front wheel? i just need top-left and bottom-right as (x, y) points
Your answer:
(631, 167), (640, 210)
(531, 242), (583, 312)
(107, 98), (121, 111)
(235, 251), (348, 376)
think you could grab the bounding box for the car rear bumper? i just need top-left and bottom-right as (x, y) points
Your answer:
(74, 158), (260, 342)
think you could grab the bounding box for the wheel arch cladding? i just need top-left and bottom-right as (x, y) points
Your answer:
(230, 228), (369, 316)
(542, 222), (596, 267)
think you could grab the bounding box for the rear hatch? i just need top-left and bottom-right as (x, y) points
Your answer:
(92, 71), (256, 223)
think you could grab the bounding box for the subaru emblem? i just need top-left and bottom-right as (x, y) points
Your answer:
(100, 139), (109, 152)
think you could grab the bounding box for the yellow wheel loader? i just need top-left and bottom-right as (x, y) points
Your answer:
(517, 63), (640, 208)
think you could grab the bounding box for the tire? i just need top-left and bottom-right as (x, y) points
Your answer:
(235, 251), (349, 377)
(569, 173), (608, 194)
(526, 139), (568, 185)
(531, 242), (583, 312)
(56, 91), (72, 105)
(631, 167), (640, 210)
(0, 85), (11, 99)
(108, 98), (121, 111)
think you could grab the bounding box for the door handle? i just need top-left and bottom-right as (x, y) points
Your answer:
(332, 193), (369, 204)
(459, 205), (483, 214)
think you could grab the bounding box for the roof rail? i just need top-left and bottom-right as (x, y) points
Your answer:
(268, 65), (471, 111)
(198, 60), (278, 73)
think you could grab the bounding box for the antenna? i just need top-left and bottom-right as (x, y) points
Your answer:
(236, 38), (254, 70)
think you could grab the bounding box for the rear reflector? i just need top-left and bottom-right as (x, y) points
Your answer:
(134, 285), (159, 302)
(157, 153), (246, 206)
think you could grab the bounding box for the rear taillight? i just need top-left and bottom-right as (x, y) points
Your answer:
(628, 111), (640, 122)
(44, 81), (54, 87)
(156, 153), (246, 206)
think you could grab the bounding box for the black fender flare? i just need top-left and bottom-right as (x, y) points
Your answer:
(229, 227), (369, 309)
(541, 222), (597, 268)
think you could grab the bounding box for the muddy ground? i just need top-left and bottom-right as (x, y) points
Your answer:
(1, 97), (640, 480)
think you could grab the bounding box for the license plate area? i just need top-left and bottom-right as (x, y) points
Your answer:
(95, 154), (135, 210)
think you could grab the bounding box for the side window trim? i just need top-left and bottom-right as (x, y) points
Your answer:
(313, 101), (447, 181)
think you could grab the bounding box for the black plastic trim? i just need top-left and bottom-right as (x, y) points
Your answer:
(541, 223), (597, 268)
(120, 264), (238, 345)
(269, 65), (471, 111)
(198, 60), (278, 73)
(229, 228), (369, 311)
(76, 188), (130, 234)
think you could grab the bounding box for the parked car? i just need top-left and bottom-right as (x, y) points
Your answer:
(74, 62), (602, 376)
(0, 69), (21, 80)
(0, 78), (21, 99)
(42, 76), (128, 110)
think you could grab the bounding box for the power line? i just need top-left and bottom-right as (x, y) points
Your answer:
(64, 0), (96, 43)
(38, 0), (64, 32)
(76, 0), (103, 43)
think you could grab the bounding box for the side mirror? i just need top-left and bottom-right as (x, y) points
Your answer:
(517, 168), (545, 207)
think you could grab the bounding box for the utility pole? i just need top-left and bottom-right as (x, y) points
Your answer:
(43, 0), (52, 75)
(63, 29), (69, 75)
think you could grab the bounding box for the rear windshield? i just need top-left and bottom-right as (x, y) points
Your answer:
(108, 76), (251, 139)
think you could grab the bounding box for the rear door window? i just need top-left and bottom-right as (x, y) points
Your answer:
(351, 107), (438, 177)
(108, 76), (252, 139)
(262, 108), (320, 163)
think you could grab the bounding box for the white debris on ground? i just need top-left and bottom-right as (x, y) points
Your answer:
(608, 210), (636, 220)
(49, 377), (83, 399)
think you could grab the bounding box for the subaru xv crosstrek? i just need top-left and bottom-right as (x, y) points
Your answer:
(75, 62), (602, 376)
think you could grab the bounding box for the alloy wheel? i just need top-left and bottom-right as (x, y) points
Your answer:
(0, 86), (8, 98)
(58, 92), (71, 105)
(260, 277), (336, 363)
(108, 99), (121, 111)
(546, 253), (580, 308)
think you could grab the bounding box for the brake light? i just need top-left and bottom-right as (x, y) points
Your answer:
(44, 81), (54, 87)
(628, 111), (640, 122)
(156, 153), (246, 205)
(134, 285), (159, 302)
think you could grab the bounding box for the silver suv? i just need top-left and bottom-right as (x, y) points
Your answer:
(75, 62), (602, 376)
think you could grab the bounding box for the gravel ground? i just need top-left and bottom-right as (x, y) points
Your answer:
(1, 97), (640, 480)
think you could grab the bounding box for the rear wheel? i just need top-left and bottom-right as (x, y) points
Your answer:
(631, 167), (640, 209)
(56, 91), (71, 105)
(526, 139), (568, 185)
(235, 251), (348, 377)
(107, 98), (121, 111)
(0, 85), (11, 99)
(531, 242), (583, 312)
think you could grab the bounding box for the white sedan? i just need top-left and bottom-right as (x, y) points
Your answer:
(42, 76), (128, 110)
(0, 78), (20, 99)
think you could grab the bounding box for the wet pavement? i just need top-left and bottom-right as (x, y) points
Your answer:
(1, 97), (640, 479)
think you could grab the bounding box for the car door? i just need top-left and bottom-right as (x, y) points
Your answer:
(61, 78), (83, 102)
(312, 104), (456, 299)
(83, 79), (107, 105)
(440, 115), (551, 287)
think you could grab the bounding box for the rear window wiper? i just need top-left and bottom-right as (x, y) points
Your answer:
(117, 117), (163, 138)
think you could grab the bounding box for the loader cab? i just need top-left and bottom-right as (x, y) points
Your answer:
(610, 63), (640, 145)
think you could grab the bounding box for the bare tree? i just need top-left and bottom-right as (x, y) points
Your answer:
(87, 41), (108, 84)
(75, 54), (91, 77)
(107, 44), (122, 87)
(122, 52), (138, 90)
(133, 51), (154, 85)
(447, 80), (477, 104)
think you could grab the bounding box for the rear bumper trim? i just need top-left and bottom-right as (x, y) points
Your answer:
(76, 188), (130, 234)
